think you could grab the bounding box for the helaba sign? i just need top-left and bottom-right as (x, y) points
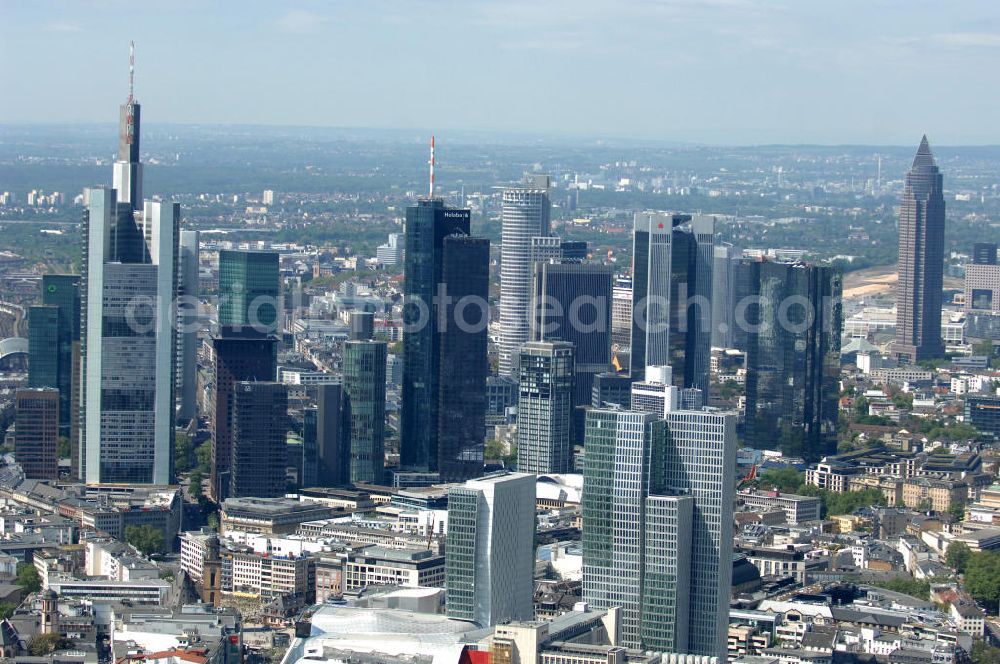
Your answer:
(442, 210), (469, 219)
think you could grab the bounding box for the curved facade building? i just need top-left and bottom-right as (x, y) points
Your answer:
(498, 176), (550, 377)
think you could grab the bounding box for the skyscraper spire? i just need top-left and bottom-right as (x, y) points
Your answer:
(128, 40), (135, 103)
(114, 41), (142, 211)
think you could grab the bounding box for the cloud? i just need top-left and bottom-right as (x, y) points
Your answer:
(930, 32), (1000, 48)
(276, 9), (328, 35)
(44, 22), (84, 32)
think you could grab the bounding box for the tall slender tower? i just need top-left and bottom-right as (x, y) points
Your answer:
(498, 175), (551, 376)
(81, 192), (177, 484)
(893, 136), (946, 362)
(113, 42), (142, 211)
(177, 230), (200, 423)
(400, 199), (470, 473)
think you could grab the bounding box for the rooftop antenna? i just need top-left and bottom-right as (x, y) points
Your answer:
(429, 135), (435, 199)
(128, 40), (135, 103)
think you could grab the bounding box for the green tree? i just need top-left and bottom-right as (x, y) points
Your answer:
(207, 513), (220, 531)
(15, 564), (40, 594)
(971, 640), (1000, 664)
(57, 437), (70, 459)
(189, 470), (204, 501)
(125, 524), (165, 556)
(965, 550), (1000, 614)
(29, 633), (69, 656)
(873, 577), (930, 601)
(174, 433), (192, 475)
(916, 498), (933, 513)
(949, 502), (967, 521)
(0, 602), (15, 619)
(947, 542), (972, 574)
(757, 467), (804, 493)
(195, 442), (212, 475)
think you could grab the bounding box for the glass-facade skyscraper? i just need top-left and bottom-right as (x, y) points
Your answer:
(516, 341), (575, 475)
(498, 175), (551, 377)
(400, 199), (470, 474)
(218, 250), (280, 332)
(445, 473), (536, 627)
(437, 234), (490, 482)
(343, 340), (387, 485)
(735, 259), (842, 462)
(582, 406), (736, 656)
(893, 136), (946, 362)
(81, 191), (177, 484)
(229, 381), (287, 498)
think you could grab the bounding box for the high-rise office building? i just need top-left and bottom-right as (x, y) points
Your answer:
(209, 332), (277, 500)
(218, 250), (280, 333)
(516, 341), (575, 475)
(376, 233), (404, 266)
(28, 275), (81, 445)
(81, 191), (177, 485)
(630, 213), (715, 402)
(973, 242), (998, 266)
(582, 406), (736, 656)
(498, 175), (551, 376)
(306, 383), (345, 487)
(438, 235), (490, 482)
(15, 388), (60, 480)
(400, 199), (470, 473)
(893, 136), (946, 362)
(445, 473), (536, 627)
(612, 276), (633, 350)
(531, 261), (613, 410)
(629, 365), (678, 417)
(230, 381), (287, 498)
(112, 43), (142, 211)
(591, 372), (634, 409)
(177, 230), (200, 423)
(711, 244), (736, 349)
(735, 259), (842, 462)
(343, 340), (387, 485)
(348, 310), (375, 342)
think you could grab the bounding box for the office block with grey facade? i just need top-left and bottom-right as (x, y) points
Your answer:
(516, 341), (575, 475)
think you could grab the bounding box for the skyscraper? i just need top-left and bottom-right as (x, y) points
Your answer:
(516, 341), (575, 475)
(306, 383), (345, 487)
(582, 406), (736, 656)
(218, 250), (280, 333)
(531, 261), (613, 410)
(445, 473), (536, 627)
(437, 234), (490, 482)
(177, 230), (200, 424)
(630, 213), (715, 401)
(343, 340), (387, 485)
(735, 259), (842, 462)
(400, 199), (470, 473)
(208, 332), (277, 500)
(893, 136), (946, 363)
(81, 192), (177, 484)
(498, 175), (551, 376)
(28, 275), (82, 477)
(113, 43), (142, 211)
(229, 381), (288, 498)
(711, 244), (736, 349)
(973, 242), (998, 266)
(15, 388), (60, 480)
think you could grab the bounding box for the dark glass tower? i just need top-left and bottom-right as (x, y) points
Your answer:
(438, 235), (490, 482)
(531, 261), (613, 411)
(230, 381), (288, 498)
(893, 136), (946, 362)
(218, 250), (280, 333)
(305, 383), (345, 487)
(400, 199), (470, 472)
(630, 213), (714, 403)
(209, 332), (277, 500)
(736, 259), (842, 462)
(343, 340), (387, 485)
(114, 44), (142, 211)
(29, 275), (81, 446)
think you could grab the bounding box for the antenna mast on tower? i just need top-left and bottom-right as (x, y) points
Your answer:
(128, 41), (135, 103)
(429, 136), (435, 199)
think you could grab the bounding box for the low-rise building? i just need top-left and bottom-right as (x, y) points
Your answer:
(343, 546), (444, 591)
(219, 497), (334, 537)
(739, 491), (823, 525)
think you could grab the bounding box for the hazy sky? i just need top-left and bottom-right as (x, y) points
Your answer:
(2, 0), (1000, 145)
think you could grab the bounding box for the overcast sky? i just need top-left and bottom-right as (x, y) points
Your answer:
(2, 0), (999, 145)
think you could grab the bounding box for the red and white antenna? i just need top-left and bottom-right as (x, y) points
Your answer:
(128, 41), (135, 103)
(429, 135), (435, 199)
